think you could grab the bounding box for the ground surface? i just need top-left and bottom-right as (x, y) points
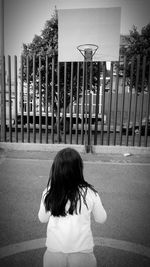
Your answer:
(0, 147), (150, 266)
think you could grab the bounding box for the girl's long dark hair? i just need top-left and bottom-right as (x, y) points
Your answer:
(44, 148), (97, 216)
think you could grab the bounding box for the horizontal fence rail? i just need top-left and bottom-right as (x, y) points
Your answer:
(0, 55), (150, 147)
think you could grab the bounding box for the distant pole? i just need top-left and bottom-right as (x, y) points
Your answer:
(0, 0), (5, 141)
(77, 44), (98, 153)
(84, 50), (92, 153)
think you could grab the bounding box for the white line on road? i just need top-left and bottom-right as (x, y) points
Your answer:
(0, 237), (150, 259)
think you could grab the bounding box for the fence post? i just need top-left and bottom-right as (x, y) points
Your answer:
(138, 56), (146, 146)
(63, 62), (67, 144)
(0, 0), (5, 142)
(69, 62), (73, 144)
(131, 55), (140, 146)
(45, 55), (48, 144)
(33, 54), (36, 143)
(144, 61), (150, 147)
(51, 55), (55, 144)
(57, 62), (61, 143)
(81, 62), (85, 145)
(112, 61), (119, 145)
(106, 62), (113, 145)
(14, 55), (18, 142)
(75, 62), (80, 144)
(119, 56), (126, 145)
(26, 56), (30, 142)
(20, 55), (24, 142)
(8, 55), (12, 142)
(125, 56), (135, 146)
(88, 61), (93, 147)
(100, 62), (106, 145)
(94, 62), (100, 145)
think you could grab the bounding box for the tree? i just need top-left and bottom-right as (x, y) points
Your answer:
(21, 10), (89, 139)
(21, 10), (84, 111)
(22, 8), (58, 57)
(120, 23), (150, 92)
(21, 9), (104, 138)
(21, 9), (58, 110)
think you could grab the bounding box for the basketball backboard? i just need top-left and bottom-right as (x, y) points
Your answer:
(58, 7), (121, 62)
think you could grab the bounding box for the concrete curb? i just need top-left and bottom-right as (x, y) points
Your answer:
(0, 237), (150, 259)
(0, 142), (150, 155)
(0, 142), (85, 153)
(92, 145), (150, 155)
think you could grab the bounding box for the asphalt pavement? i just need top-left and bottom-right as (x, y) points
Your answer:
(0, 145), (150, 267)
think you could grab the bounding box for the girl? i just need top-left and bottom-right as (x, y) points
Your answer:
(38, 147), (107, 267)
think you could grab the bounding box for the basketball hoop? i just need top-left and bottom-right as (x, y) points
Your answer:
(77, 44), (99, 61)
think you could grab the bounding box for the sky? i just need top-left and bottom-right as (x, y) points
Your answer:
(1, 0), (150, 57)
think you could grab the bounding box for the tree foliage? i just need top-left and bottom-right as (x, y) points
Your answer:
(21, 10), (58, 110)
(120, 23), (150, 92)
(22, 9), (58, 57)
(21, 9), (103, 113)
(21, 10), (85, 112)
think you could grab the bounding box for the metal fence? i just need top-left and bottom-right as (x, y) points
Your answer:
(0, 55), (150, 147)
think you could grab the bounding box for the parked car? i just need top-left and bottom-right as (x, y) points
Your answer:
(122, 117), (150, 136)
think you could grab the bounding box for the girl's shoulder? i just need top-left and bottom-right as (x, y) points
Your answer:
(87, 187), (98, 196)
(86, 187), (100, 203)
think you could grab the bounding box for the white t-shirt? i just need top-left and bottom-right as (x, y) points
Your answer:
(38, 187), (107, 253)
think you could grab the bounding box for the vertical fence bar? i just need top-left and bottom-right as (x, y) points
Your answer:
(63, 62), (67, 144)
(81, 62), (85, 144)
(3, 56), (6, 141)
(144, 61), (150, 147)
(112, 61), (119, 145)
(45, 55), (48, 144)
(125, 56), (135, 146)
(100, 62), (106, 145)
(94, 62), (100, 145)
(138, 56), (146, 146)
(33, 54), (36, 143)
(14, 55), (18, 142)
(1, 56), (6, 142)
(51, 56), (55, 143)
(75, 62), (80, 144)
(57, 62), (60, 143)
(131, 55), (140, 146)
(107, 62), (113, 145)
(39, 56), (42, 143)
(0, 0), (5, 142)
(84, 61), (88, 149)
(26, 56), (30, 143)
(69, 62), (73, 144)
(8, 55), (12, 142)
(88, 61), (93, 146)
(20, 55), (24, 142)
(119, 56), (126, 145)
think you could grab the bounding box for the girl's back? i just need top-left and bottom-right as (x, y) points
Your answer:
(38, 148), (107, 267)
(39, 186), (106, 253)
